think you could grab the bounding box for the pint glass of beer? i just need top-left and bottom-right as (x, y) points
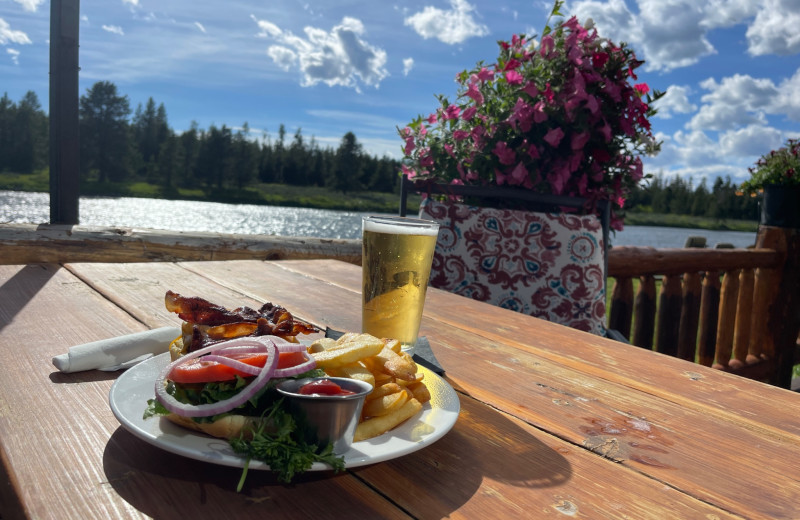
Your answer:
(361, 216), (439, 354)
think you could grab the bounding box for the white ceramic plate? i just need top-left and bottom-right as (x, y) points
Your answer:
(109, 352), (460, 470)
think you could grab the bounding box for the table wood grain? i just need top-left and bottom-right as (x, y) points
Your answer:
(2, 260), (799, 519)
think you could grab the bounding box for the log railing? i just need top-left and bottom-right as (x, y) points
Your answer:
(607, 225), (800, 389)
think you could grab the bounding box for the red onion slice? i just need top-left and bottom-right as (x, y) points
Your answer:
(201, 354), (262, 377)
(274, 350), (317, 378)
(155, 337), (278, 418)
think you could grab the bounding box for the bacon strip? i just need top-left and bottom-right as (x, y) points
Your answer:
(165, 290), (318, 353)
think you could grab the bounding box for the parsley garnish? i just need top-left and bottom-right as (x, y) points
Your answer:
(230, 397), (345, 490)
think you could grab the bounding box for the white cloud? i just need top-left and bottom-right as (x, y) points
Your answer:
(122, 0), (139, 6)
(403, 57), (414, 76)
(719, 125), (784, 157)
(572, 0), (800, 72)
(267, 46), (297, 71)
(700, 0), (761, 29)
(102, 25), (125, 36)
(12, 0), (45, 12)
(0, 18), (32, 45)
(194, 22), (206, 34)
(6, 48), (20, 64)
(654, 85), (697, 119)
(746, 0), (800, 55)
(688, 74), (779, 130)
(776, 68), (800, 121)
(252, 15), (389, 91)
(404, 0), (489, 45)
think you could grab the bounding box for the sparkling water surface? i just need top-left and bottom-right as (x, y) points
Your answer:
(1, 190), (758, 248)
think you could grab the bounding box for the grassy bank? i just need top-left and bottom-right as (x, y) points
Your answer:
(1, 170), (758, 230)
(0, 170), (406, 213)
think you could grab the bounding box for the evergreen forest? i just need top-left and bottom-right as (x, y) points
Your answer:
(0, 82), (760, 222)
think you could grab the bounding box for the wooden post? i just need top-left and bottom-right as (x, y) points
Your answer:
(749, 264), (774, 361)
(730, 268), (754, 368)
(714, 270), (740, 368)
(608, 277), (633, 339)
(656, 274), (682, 357)
(677, 271), (702, 361)
(755, 226), (800, 388)
(697, 271), (720, 367)
(49, 0), (81, 224)
(632, 275), (656, 349)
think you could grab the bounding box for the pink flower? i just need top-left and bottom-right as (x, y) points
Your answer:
(402, 127), (416, 155)
(509, 162), (528, 185)
(592, 52), (609, 68)
(444, 143), (455, 158)
(477, 67), (494, 82)
(471, 125), (486, 149)
(634, 83), (650, 96)
(522, 81), (539, 98)
(505, 70), (523, 85)
(492, 141), (517, 165)
(544, 128), (565, 148)
(504, 58), (521, 71)
(571, 132), (590, 151)
(401, 164), (417, 179)
(585, 95), (600, 115)
(547, 163), (571, 194)
(453, 130), (470, 141)
(444, 105), (461, 120)
(466, 79), (484, 105)
(427, 112), (438, 124)
(542, 83), (554, 103)
(533, 101), (548, 123)
(540, 35), (555, 57)
(508, 98), (534, 132)
(462, 106), (477, 121)
(419, 149), (433, 168)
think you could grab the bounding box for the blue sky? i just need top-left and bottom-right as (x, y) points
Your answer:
(2, 0), (799, 188)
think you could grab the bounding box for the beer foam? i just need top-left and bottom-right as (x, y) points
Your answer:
(363, 216), (439, 236)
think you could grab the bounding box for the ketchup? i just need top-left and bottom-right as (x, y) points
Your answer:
(298, 379), (355, 396)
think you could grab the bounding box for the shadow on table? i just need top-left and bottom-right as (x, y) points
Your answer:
(49, 369), (119, 384)
(350, 396), (572, 517)
(0, 264), (57, 336)
(103, 427), (421, 519)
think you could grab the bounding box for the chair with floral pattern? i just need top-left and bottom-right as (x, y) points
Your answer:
(400, 175), (622, 338)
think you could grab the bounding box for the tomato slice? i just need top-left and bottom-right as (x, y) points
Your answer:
(169, 351), (307, 384)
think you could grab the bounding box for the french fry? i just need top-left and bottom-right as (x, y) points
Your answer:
(408, 382), (431, 404)
(309, 332), (430, 442)
(308, 337), (338, 353)
(338, 362), (375, 389)
(362, 389), (408, 418)
(311, 334), (384, 369)
(354, 398), (423, 441)
(395, 372), (424, 387)
(366, 382), (402, 402)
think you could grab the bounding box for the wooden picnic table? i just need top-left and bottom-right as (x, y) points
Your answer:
(1, 259), (799, 519)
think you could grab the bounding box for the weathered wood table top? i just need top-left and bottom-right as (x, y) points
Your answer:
(1, 259), (799, 519)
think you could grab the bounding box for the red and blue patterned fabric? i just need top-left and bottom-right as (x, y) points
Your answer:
(420, 198), (607, 335)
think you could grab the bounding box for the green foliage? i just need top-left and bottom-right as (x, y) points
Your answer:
(0, 82), (401, 197)
(0, 91), (48, 174)
(741, 138), (800, 193)
(626, 174), (760, 224)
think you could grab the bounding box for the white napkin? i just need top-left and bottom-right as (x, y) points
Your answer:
(52, 326), (181, 373)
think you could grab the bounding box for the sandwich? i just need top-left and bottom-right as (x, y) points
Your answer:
(145, 291), (341, 485)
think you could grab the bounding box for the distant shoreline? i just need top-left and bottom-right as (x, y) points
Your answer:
(0, 172), (759, 233)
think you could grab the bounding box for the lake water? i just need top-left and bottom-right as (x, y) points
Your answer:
(0, 190), (758, 249)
